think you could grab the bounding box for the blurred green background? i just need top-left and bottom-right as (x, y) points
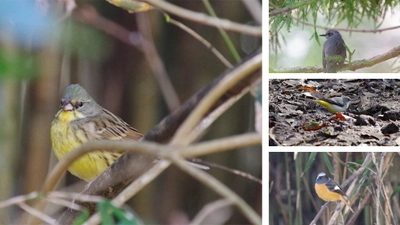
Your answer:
(0, 1), (261, 224)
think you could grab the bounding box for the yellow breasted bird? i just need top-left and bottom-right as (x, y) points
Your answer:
(50, 84), (143, 182)
(314, 96), (351, 114)
(315, 172), (354, 213)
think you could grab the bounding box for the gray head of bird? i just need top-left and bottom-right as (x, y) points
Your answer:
(316, 172), (328, 183)
(319, 30), (342, 39)
(60, 84), (102, 116)
(332, 96), (351, 108)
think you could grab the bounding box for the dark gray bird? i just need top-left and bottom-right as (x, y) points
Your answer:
(320, 30), (347, 73)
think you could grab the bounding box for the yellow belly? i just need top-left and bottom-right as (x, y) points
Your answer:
(315, 100), (344, 114)
(50, 111), (115, 182)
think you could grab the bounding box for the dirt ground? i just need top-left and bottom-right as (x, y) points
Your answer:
(269, 79), (400, 146)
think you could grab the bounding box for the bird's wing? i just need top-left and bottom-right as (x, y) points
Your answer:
(326, 179), (347, 196)
(93, 108), (143, 141)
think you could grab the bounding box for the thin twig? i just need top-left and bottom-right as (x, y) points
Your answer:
(74, 5), (143, 50)
(310, 202), (329, 225)
(285, 13), (400, 33)
(132, 0), (262, 36)
(190, 199), (232, 225)
(18, 202), (56, 224)
(167, 17), (233, 68)
(376, 153), (396, 224)
(169, 154), (261, 225)
(185, 79), (260, 143)
(269, 2), (400, 34)
(274, 45), (400, 73)
(77, 6), (233, 73)
(347, 189), (372, 225)
(83, 160), (171, 225)
(386, 184), (400, 224)
(45, 198), (82, 211)
(372, 153), (380, 225)
(188, 158), (261, 184)
(241, 0), (262, 25)
(171, 52), (262, 145)
(202, 0), (241, 62)
(48, 191), (105, 203)
(0, 192), (39, 209)
(75, 6), (180, 111)
(136, 12), (181, 111)
(268, 2), (302, 17)
(182, 133), (261, 157)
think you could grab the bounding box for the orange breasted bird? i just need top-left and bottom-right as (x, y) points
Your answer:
(315, 172), (354, 213)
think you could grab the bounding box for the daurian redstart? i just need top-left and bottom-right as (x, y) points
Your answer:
(315, 172), (354, 213)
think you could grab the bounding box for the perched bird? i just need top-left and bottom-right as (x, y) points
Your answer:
(314, 96), (351, 114)
(50, 84), (143, 182)
(315, 172), (354, 213)
(320, 30), (347, 73)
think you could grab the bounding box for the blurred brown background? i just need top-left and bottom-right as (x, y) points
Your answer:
(0, 0), (261, 224)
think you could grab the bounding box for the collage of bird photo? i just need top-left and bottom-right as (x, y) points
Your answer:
(0, 1), (262, 224)
(269, 2), (400, 225)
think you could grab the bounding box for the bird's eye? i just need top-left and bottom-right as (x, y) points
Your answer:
(77, 101), (84, 108)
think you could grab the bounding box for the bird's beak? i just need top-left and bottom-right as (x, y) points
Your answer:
(319, 34), (326, 37)
(61, 100), (73, 111)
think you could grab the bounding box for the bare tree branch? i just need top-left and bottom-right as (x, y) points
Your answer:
(106, 0), (262, 36)
(190, 199), (232, 225)
(273, 45), (400, 73)
(36, 49), (261, 224)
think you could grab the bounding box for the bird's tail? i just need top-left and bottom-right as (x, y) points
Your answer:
(340, 196), (355, 213)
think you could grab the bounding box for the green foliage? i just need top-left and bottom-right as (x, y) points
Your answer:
(391, 56), (400, 72)
(303, 152), (317, 174)
(98, 200), (143, 225)
(270, 0), (397, 31)
(0, 50), (38, 80)
(391, 186), (400, 199)
(72, 209), (90, 225)
(269, 0), (400, 50)
(72, 200), (143, 225)
(321, 152), (334, 174)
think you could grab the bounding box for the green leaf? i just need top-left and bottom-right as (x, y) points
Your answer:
(72, 209), (90, 225)
(97, 200), (143, 225)
(99, 200), (116, 225)
(391, 186), (400, 199)
(303, 152), (317, 175)
(322, 153), (334, 174)
(0, 51), (38, 80)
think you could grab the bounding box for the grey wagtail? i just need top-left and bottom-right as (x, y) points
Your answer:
(314, 96), (351, 114)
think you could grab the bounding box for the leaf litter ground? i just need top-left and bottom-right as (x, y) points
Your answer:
(269, 79), (400, 146)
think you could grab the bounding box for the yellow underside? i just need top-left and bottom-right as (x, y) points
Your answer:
(315, 100), (343, 114)
(51, 110), (114, 182)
